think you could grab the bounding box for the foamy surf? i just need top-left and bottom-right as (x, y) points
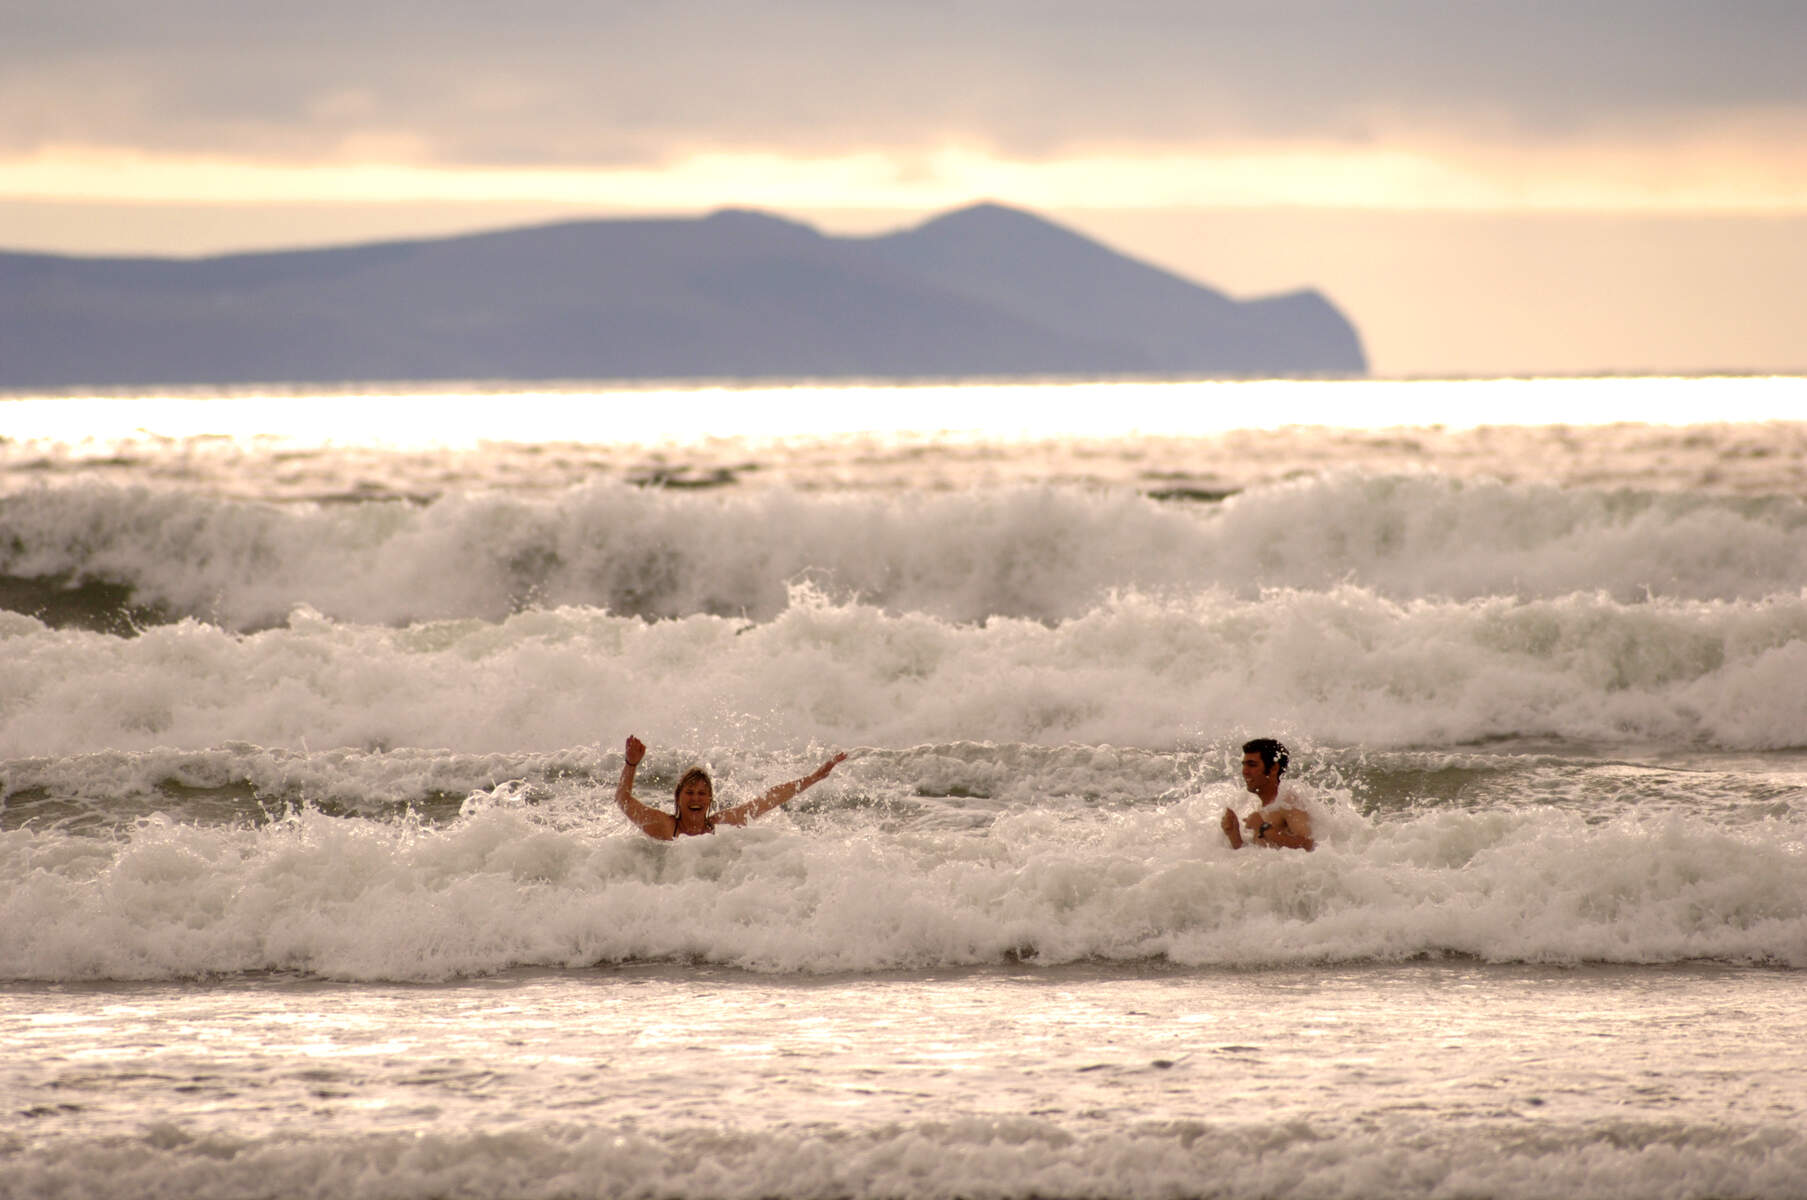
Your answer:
(7, 1112), (1806, 1200)
(4, 760), (1802, 983)
(6, 584), (1807, 759)
(5, 381), (1804, 1200)
(4, 473), (1807, 632)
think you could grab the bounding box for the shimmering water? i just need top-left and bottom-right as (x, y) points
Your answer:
(3, 376), (1805, 1198)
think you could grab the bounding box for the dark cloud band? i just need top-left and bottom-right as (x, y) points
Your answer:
(5, 2), (1803, 163)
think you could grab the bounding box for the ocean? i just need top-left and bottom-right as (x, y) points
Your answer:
(3, 376), (1805, 1199)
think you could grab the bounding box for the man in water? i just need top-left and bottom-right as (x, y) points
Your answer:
(1221, 737), (1314, 850)
(614, 734), (847, 839)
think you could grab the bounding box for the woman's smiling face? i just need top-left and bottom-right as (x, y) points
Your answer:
(676, 773), (713, 818)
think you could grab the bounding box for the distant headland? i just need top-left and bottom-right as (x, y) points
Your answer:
(0, 202), (1366, 388)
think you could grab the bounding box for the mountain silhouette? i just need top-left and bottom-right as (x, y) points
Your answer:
(0, 203), (1365, 387)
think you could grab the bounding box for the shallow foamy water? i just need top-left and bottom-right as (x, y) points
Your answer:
(6, 963), (1804, 1200)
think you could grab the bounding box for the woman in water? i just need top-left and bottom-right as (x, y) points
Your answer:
(614, 734), (847, 839)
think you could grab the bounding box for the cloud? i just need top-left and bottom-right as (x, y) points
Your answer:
(5, 1), (1803, 166)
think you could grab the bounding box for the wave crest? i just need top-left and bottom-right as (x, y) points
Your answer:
(4, 474), (1806, 632)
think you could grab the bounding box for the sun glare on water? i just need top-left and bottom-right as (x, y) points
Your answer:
(3, 376), (1801, 452)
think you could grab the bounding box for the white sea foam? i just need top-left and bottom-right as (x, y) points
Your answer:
(4, 1114), (1804, 1200)
(3, 391), (1804, 1200)
(5, 583), (1807, 759)
(3, 776), (1802, 983)
(3, 474), (1806, 632)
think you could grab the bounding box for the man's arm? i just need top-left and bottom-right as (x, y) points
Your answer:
(1228, 805), (1314, 851)
(717, 752), (847, 826)
(616, 735), (676, 840)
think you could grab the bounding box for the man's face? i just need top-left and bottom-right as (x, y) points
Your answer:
(1241, 752), (1275, 793)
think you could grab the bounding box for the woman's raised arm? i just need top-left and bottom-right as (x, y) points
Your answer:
(615, 735), (676, 839)
(716, 752), (848, 827)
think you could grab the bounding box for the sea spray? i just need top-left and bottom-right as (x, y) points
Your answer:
(6, 586), (1807, 759)
(4, 777), (1803, 983)
(5, 474), (1807, 632)
(4, 390), (1806, 1200)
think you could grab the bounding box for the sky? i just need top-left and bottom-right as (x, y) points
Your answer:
(3, 1), (1804, 378)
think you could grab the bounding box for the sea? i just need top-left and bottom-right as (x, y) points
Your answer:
(2, 375), (1805, 1200)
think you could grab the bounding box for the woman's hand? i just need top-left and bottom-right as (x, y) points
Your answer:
(723, 751), (848, 825)
(808, 752), (848, 784)
(624, 735), (646, 767)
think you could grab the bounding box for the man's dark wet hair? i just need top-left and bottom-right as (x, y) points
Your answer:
(1242, 738), (1289, 777)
